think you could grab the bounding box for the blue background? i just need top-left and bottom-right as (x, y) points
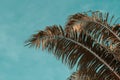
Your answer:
(0, 0), (120, 80)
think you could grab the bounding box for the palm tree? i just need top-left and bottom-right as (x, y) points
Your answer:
(25, 11), (120, 80)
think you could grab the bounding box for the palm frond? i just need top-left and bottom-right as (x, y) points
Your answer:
(65, 11), (120, 60)
(26, 25), (120, 79)
(26, 11), (120, 80)
(25, 25), (64, 48)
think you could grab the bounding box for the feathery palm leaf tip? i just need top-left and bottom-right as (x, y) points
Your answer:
(26, 11), (120, 80)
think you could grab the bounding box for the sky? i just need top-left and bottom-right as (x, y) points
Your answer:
(0, 0), (120, 80)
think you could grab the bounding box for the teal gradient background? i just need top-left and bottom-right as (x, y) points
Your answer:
(0, 0), (120, 80)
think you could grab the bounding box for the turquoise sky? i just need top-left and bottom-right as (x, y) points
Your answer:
(0, 0), (120, 80)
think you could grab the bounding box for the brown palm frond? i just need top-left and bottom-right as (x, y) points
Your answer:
(65, 11), (120, 60)
(25, 25), (64, 48)
(26, 11), (120, 80)
(26, 25), (120, 79)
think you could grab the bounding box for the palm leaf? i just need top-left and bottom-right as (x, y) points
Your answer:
(65, 11), (120, 60)
(26, 25), (120, 79)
